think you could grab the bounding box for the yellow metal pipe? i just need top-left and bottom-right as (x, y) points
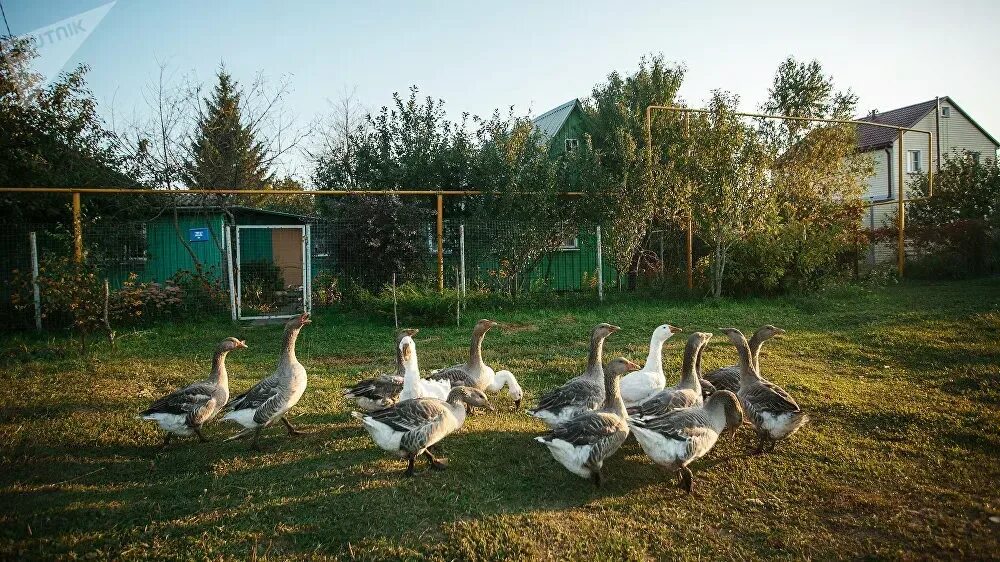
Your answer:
(0, 188), (588, 196)
(897, 129), (905, 277)
(436, 194), (444, 293)
(72, 192), (82, 263)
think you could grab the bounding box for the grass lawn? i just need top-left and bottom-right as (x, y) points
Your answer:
(1, 278), (999, 560)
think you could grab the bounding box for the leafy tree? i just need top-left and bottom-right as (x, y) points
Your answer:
(688, 91), (776, 298)
(0, 36), (138, 222)
(747, 57), (869, 292)
(184, 68), (272, 190)
(584, 54), (686, 289)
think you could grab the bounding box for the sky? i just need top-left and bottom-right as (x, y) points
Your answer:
(4, 0), (1000, 177)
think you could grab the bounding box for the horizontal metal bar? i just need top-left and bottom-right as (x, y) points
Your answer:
(0, 187), (586, 196)
(235, 225), (306, 230)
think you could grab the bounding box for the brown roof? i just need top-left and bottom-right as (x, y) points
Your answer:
(856, 96), (1000, 152)
(856, 99), (938, 152)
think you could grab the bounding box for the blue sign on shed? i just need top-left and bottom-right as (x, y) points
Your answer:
(188, 228), (210, 242)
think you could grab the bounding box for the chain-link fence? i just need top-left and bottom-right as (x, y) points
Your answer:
(0, 207), (625, 332)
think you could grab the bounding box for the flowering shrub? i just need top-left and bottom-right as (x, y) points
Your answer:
(111, 273), (184, 322)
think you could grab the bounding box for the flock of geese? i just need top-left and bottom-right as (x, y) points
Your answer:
(139, 313), (809, 492)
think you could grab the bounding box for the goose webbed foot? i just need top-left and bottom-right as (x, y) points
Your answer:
(404, 455), (416, 477)
(679, 467), (694, 495)
(752, 437), (767, 455)
(281, 417), (304, 436)
(423, 450), (448, 471)
(193, 427), (209, 443)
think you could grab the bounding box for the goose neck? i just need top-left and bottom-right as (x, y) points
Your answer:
(467, 330), (485, 367)
(279, 326), (301, 367)
(679, 338), (701, 389)
(586, 334), (606, 377)
(210, 349), (229, 386)
(642, 335), (665, 373)
(601, 371), (626, 418)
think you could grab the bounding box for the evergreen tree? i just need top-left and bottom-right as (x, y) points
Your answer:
(185, 69), (272, 189)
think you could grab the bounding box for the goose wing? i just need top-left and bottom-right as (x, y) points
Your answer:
(344, 374), (403, 401)
(703, 365), (740, 392)
(428, 364), (471, 386)
(143, 380), (216, 416)
(627, 387), (699, 418)
(224, 374), (280, 413)
(368, 398), (451, 452)
(543, 411), (623, 446)
(530, 377), (602, 414)
(742, 380), (801, 415)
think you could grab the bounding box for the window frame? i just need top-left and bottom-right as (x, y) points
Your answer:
(558, 236), (580, 251)
(564, 138), (580, 153)
(941, 106), (951, 118)
(907, 149), (922, 173)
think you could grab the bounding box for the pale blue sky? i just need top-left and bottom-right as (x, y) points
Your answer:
(6, 0), (1000, 176)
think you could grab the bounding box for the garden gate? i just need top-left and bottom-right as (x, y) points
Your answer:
(232, 224), (312, 321)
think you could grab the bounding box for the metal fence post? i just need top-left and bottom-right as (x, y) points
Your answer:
(72, 191), (83, 263)
(459, 223), (466, 297)
(437, 194), (444, 292)
(596, 225), (604, 302)
(897, 129), (905, 278)
(30, 232), (41, 331)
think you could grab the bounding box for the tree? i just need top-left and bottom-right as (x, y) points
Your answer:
(748, 57), (870, 292)
(584, 54), (686, 289)
(185, 68), (272, 190)
(688, 91), (776, 298)
(0, 36), (138, 222)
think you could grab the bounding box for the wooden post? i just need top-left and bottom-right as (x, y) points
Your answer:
(596, 225), (604, 302)
(72, 191), (83, 263)
(224, 226), (237, 322)
(897, 129), (905, 278)
(30, 232), (41, 331)
(392, 272), (398, 329)
(436, 193), (444, 292)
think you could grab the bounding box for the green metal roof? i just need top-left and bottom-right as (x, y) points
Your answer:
(532, 99), (581, 138)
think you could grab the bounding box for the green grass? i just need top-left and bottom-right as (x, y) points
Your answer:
(2, 278), (999, 560)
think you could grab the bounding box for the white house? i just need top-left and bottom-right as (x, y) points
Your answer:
(859, 96), (998, 227)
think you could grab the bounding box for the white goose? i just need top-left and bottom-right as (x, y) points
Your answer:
(139, 337), (246, 446)
(429, 319), (524, 408)
(722, 327), (808, 454)
(535, 357), (639, 487)
(619, 323), (682, 407)
(527, 323), (620, 427)
(397, 335), (451, 401)
(353, 386), (493, 476)
(627, 332), (712, 420)
(221, 313), (311, 450)
(629, 389), (745, 494)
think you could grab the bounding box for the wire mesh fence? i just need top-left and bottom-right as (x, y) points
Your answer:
(0, 208), (623, 332)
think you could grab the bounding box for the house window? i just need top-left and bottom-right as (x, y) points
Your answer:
(907, 150), (922, 173)
(941, 106), (951, 118)
(968, 151), (981, 165)
(559, 236), (579, 251)
(564, 138), (580, 153)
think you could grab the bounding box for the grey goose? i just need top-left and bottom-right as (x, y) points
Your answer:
(429, 319), (523, 407)
(527, 323), (620, 427)
(704, 325), (784, 392)
(535, 357), (640, 487)
(721, 327), (808, 454)
(139, 337), (246, 447)
(353, 386), (493, 476)
(221, 313), (311, 450)
(627, 332), (712, 420)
